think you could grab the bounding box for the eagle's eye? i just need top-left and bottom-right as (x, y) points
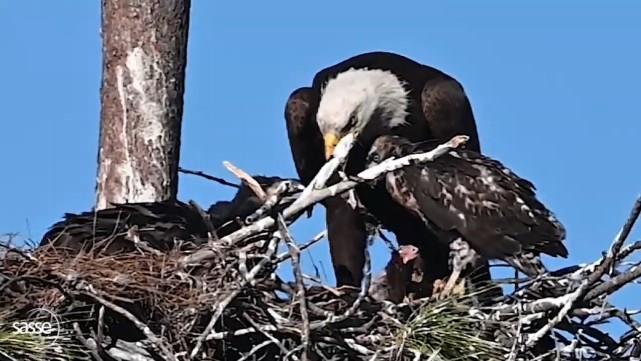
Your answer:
(370, 153), (381, 164)
(343, 114), (358, 132)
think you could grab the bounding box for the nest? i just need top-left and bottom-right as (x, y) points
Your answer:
(1, 140), (641, 361)
(0, 230), (506, 361)
(2, 199), (641, 361)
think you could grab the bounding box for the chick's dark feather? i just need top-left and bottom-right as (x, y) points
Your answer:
(367, 135), (567, 276)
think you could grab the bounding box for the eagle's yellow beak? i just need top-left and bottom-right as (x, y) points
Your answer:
(324, 133), (340, 160)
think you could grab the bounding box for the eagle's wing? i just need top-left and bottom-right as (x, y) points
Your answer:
(208, 200), (232, 220)
(458, 152), (567, 258)
(415, 73), (499, 299)
(402, 152), (567, 261)
(40, 201), (212, 253)
(420, 78), (481, 153)
(284, 87), (325, 186)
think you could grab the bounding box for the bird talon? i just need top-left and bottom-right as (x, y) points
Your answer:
(433, 279), (445, 293)
(431, 278), (447, 300)
(451, 278), (467, 298)
(432, 268), (462, 301)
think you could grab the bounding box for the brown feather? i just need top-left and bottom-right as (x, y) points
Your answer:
(368, 135), (568, 276)
(39, 176), (301, 256)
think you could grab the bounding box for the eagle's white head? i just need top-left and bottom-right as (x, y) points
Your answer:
(316, 68), (409, 159)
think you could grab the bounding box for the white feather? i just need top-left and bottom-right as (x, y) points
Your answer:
(316, 68), (409, 135)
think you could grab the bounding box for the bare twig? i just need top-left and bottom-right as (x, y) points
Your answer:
(223, 161), (267, 201)
(524, 195), (641, 347)
(178, 167), (240, 188)
(277, 214), (310, 361)
(78, 286), (176, 361)
(275, 230), (326, 264)
(290, 132), (356, 209)
(245, 181), (302, 224)
(190, 235), (281, 358)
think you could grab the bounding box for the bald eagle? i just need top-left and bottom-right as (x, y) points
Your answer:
(284, 51), (493, 292)
(40, 175), (303, 256)
(365, 135), (569, 296)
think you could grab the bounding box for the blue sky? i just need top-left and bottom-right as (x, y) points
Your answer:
(1, 0), (640, 337)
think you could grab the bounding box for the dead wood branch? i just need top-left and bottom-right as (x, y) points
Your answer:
(178, 167), (240, 188)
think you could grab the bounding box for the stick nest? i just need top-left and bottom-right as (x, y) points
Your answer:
(2, 205), (640, 361)
(1, 139), (641, 360)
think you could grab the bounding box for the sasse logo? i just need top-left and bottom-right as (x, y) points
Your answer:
(11, 307), (61, 348)
(12, 321), (56, 334)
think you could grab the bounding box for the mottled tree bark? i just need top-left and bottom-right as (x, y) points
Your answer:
(96, 0), (191, 210)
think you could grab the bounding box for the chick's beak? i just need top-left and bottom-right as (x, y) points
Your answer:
(324, 133), (341, 160)
(399, 246), (418, 264)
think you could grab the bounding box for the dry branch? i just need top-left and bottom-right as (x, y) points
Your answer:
(178, 167), (240, 188)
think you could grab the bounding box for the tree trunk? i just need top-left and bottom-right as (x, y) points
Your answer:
(95, 0), (191, 210)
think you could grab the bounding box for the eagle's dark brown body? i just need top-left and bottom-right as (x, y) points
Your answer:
(39, 200), (212, 255)
(284, 51), (495, 297)
(39, 175), (302, 256)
